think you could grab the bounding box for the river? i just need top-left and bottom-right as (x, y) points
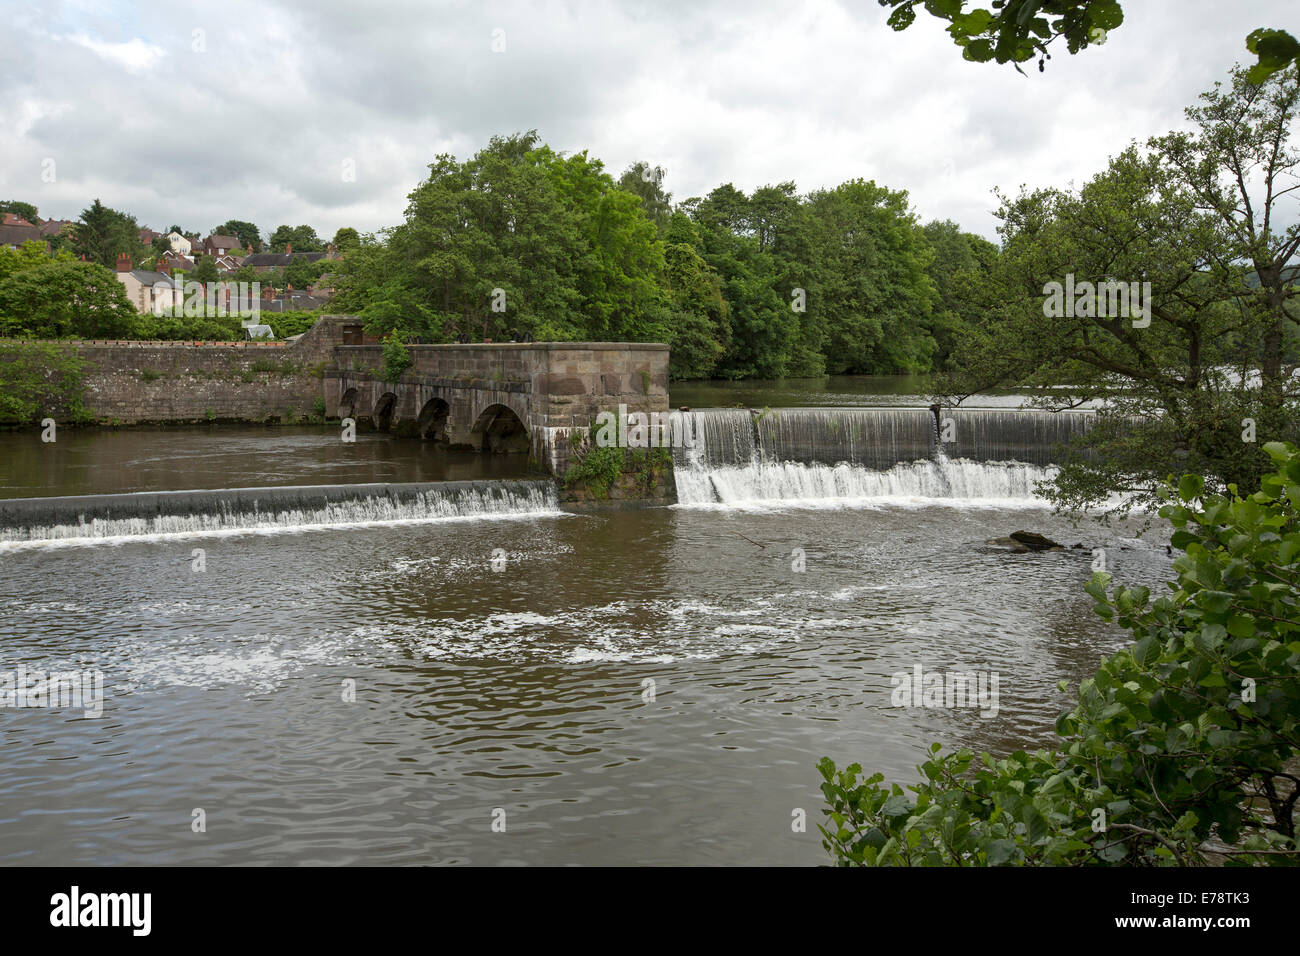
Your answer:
(0, 377), (1167, 865)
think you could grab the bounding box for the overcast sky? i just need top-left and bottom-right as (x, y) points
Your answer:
(0, 0), (1293, 242)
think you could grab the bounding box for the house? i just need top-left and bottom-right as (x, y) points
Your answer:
(202, 234), (242, 256)
(308, 274), (336, 300)
(114, 254), (180, 313)
(0, 212), (42, 249)
(40, 218), (76, 238)
(138, 226), (161, 246)
(164, 230), (191, 255)
(158, 250), (196, 273)
(253, 283), (329, 312)
(239, 243), (329, 273)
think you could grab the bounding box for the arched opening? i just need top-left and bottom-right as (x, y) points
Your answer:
(471, 403), (529, 454)
(338, 387), (358, 420)
(416, 398), (451, 443)
(372, 392), (397, 432)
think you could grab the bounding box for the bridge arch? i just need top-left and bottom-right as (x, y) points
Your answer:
(472, 403), (529, 454)
(338, 386), (358, 420)
(416, 397), (451, 443)
(372, 392), (398, 432)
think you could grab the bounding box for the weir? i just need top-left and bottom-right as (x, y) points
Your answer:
(0, 480), (559, 543)
(672, 406), (1093, 505)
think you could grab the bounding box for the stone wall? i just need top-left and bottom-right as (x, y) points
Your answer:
(5, 315), (353, 424)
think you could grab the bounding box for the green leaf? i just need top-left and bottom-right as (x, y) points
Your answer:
(1179, 473), (1204, 502)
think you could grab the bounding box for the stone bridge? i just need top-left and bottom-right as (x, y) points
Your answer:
(324, 336), (670, 473)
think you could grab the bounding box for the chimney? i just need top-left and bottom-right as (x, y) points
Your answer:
(285, 242), (292, 254)
(116, 252), (132, 273)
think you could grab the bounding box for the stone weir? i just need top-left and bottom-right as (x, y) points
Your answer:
(0, 479), (560, 543)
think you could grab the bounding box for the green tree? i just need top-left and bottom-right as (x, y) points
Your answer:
(922, 219), (999, 368)
(934, 65), (1300, 515)
(284, 256), (324, 290)
(803, 179), (937, 374)
(191, 256), (220, 283)
(0, 240), (70, 282)
(332, 227), (361, 253)
(267, 224), (323, 253)
(0, 260), (139, 339)
(73, 199), (145, 269)
(820, 442), (1300, 866)
(215, 219), (261, 252)
(661, 213), (729, 379)
(338, 132), (668, 345)
(688, 184), (796, 378)
(0, 200), (39, 223)
(617, 162), (673, 231)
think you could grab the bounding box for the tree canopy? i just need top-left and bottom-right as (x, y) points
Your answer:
(72, 199), (146, 269)
(215, 219), (261, 252)
(330, 132), (956, 379)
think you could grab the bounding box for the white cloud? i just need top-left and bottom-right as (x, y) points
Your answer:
(63, 34), (168, 73)
(0, 0), (1292, 241)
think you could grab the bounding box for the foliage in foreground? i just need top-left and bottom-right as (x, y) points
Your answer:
(820, 442), (1300, 866)
(876, 0), (1297, 83)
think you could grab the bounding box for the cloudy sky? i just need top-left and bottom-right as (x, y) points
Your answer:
(0, 0), (1292, 242)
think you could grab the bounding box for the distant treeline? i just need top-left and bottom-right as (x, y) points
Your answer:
(329, 131), (995, 380)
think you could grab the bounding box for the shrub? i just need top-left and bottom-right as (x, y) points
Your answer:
(381, 336), (412, 383)
(263, 310), (322, 339)
(0, 342), (92, 424)
(819, 442), (1300, 866)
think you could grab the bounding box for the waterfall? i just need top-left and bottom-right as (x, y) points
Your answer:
(672, 407), (1089, 506)
(0, 480), (559, 545)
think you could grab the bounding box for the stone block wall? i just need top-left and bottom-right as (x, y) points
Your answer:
(6, 315), (356, 424)
(325, 339), (671, 473)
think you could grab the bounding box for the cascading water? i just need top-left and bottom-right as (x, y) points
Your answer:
(0, 479), (560, 546)
(672, 407), (1091, 506)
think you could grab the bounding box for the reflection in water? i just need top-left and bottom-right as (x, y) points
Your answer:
(0, 425), (530, 499)
(670, 374), (1051, 410)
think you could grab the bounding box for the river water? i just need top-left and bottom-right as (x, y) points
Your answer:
(0, 380), (1169, 865)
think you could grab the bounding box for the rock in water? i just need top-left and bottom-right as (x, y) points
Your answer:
(1009, 530), (1065, 552)
(985, 536), (1030, 552)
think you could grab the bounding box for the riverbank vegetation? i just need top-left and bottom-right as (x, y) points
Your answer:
(0, 342), (91, 425)
(820, 442), (1300, 866)
(934, 64), (1300, 514)
(327, 134), (987, 381)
